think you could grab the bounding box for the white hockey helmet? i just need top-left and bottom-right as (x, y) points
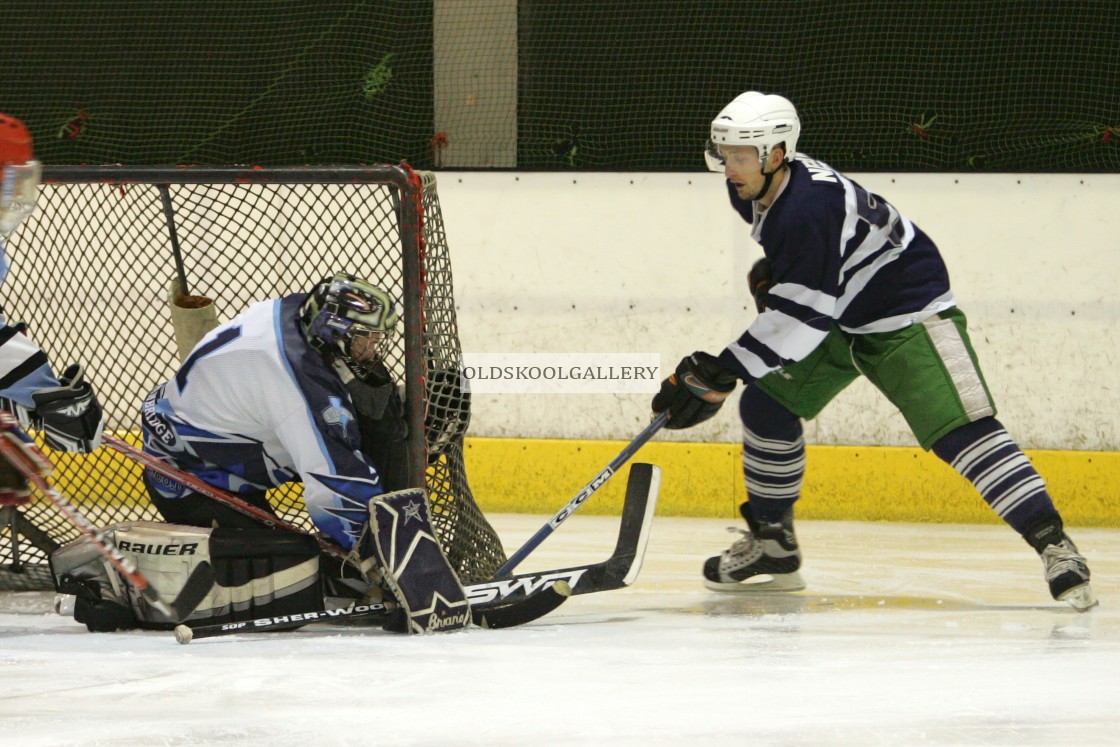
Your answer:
(705, 91), (800, 172)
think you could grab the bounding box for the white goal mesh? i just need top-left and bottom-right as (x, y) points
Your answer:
(0, 165), (505, 589)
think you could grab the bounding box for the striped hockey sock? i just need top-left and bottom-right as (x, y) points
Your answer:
(932, 418), (1056, 535)
(742, 425), (804, 522)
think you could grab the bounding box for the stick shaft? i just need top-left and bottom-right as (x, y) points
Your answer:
(102, 433), (350, 563)
(493, 412), (667, 577)
(179, 580), (572, 643)
(179, 601), (391, 642)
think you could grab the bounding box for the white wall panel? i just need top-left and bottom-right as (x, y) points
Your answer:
(437, 172), (1120, 450)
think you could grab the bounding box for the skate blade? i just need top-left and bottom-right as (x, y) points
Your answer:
(1059, 583), (1099, 612)
(704, 570), (806, 593)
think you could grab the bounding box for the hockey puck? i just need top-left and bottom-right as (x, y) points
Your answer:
(174, 624), (193, 645)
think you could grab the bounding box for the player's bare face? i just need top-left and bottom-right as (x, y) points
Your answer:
(720, 146), (767, 201)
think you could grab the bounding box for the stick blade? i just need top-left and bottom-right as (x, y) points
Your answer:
(608, 462), (660, 589)
(472, 579), (571, 629)
(568, 462), (660, 596)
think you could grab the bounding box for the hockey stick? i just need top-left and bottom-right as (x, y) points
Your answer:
(101, 434), (586, 627)
(0, 416), (213, 622)
(174, 579), (573, 644)
(101, 433), (350, 560)
(471, 462), (660, 602)
(175, 462), (660, 643)
(492, 411), (668, 578)
(105, 433), (659, 594)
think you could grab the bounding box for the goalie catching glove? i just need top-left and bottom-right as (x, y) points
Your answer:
(651, 351), (738, 430)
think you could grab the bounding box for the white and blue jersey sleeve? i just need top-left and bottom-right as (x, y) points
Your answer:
(141, 293), (385, 550)
(717, 156), (957, 383)
(0, 234), (61, 408)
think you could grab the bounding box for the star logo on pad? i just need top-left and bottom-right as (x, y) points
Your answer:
(402, 500), (424, 523)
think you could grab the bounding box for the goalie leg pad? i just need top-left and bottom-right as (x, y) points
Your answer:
(50, 522), (322, 631)
(205, 526), (324, 625)
(365, 488), (470, 634)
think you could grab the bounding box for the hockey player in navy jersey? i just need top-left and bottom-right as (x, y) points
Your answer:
(0, 113), (104, 506)
(652, 91), (1095, 611)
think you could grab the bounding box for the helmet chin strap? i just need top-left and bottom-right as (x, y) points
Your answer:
(752, 154), (787, 203)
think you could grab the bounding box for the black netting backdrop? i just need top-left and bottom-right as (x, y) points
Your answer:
(5, 1), (435, 166)
(0, 167), (506, 590)
(3, 1), (1117, 171)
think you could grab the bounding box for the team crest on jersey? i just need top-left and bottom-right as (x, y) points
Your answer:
(321, 396), (354, 434)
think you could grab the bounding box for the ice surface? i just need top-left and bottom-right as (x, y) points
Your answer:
(2, 516), (1118, 746)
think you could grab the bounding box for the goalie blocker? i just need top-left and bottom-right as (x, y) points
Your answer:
(51, 488), (469, 634)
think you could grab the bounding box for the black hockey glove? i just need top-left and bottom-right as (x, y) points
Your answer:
(60, 576), (138, 633)
(748, 257), (774, 313)
(31, 364), (105, 453)
(651, 351), (738, 430)
(345, 368), (409, 493)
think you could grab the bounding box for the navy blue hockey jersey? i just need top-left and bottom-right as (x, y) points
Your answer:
(717, 155), (957, 383)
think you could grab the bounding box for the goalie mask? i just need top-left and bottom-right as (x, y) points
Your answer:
(299, 273), (399, 377)
(0, 114), (41, 236)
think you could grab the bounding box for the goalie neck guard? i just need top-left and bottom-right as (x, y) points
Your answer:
(299, 273), (399, 379)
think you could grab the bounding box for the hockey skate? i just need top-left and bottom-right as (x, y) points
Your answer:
(702, 503), (804, 592)
(1026, 518), (1097, 612)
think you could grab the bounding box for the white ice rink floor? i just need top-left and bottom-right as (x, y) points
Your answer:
(2, 515), (1118, 746)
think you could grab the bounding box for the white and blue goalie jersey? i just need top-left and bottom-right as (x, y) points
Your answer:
(141, 294), (386, 551)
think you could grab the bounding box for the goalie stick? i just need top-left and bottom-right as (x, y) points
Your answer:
(174, 580), (574, 644)
(470, 462), (660, 603)
(0, 415), (213, 622)
(493, 412), (667, 578)
(105, 432), (654, 631)
(173, 461), (660, 643)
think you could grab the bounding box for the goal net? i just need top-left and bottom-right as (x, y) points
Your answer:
(0, 165), (506, 590)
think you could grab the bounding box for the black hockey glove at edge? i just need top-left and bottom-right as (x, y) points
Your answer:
(651, 351), (738, 430)
(748, 257), (773, 313)
(57, 576), (139, 633)
(31, 364), (105, 453)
